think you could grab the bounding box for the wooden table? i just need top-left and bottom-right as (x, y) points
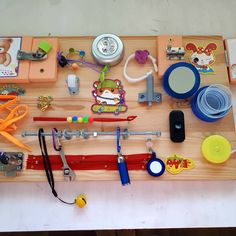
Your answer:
(1, 35), (235, 182)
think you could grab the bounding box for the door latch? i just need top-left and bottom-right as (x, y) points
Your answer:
(0, 152), (23, 177)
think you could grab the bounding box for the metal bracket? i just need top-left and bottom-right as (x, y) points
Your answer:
(17, 41), (52, 61)
(0, 152), (23, 177)
(138, 73), (162, 106)
(17, 50), (47, 61)
(166, 46), (185, 60)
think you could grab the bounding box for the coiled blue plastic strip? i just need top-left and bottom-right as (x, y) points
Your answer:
(191, 84), (232, 122)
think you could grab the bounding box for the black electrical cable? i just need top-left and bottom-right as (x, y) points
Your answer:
(38, 128), (75, 205)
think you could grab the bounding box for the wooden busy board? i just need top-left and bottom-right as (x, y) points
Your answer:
(1, 35), (236, 182)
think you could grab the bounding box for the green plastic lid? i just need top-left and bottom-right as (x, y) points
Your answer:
(38, 41), (53, 54)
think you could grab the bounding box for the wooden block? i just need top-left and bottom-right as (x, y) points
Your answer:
(157, 35), (183, 78)
(0, 36), (32, 83)
(29, 37), (59, 83)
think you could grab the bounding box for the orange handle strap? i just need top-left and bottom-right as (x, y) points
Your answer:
(0, 95), (18, 110)
(0, 95), (32, 152)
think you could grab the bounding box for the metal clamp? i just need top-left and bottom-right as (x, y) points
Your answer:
(17, 50), (47, 61)
(17, 41), (52, 61)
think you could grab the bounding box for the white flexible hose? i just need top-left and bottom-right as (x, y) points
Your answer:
(123, 53), (158, 83)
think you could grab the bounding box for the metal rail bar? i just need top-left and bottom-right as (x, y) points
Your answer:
(22, 129), (161, 140)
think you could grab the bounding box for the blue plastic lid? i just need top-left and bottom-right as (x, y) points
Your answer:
(147, 152), (165, 177)
(163, 62), (201, 99)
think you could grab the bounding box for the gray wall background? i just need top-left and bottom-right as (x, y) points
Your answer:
(1, 0), (236, 37)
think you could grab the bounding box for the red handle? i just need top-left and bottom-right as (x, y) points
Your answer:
(33, 116), (137, 123)
(33, 117), (67, 122)
(93, 116), (137, 122)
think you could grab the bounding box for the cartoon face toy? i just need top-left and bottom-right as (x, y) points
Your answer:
(0, 38), (12, 67)
(91, 78), (127, 114)
(186, 43), (217, 74)
(92, 79), (125, 105)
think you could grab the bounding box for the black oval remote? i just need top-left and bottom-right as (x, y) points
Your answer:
(169, 110), (185, 142)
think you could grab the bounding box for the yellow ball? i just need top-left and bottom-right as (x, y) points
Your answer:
(75, 194), (87, 208)
(67, 117), (72, 123)
(78, 117), (83, 123)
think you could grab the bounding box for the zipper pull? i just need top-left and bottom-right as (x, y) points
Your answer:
(118, 154), (130, 186)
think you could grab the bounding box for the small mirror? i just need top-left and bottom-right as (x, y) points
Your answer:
(163, 62), (200, 99)
(168, 67), (196, 94)
(149, 160), (163, 174)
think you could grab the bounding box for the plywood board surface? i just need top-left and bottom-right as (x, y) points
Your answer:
(0, 35), (235, 182)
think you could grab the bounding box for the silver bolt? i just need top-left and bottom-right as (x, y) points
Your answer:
(17, 153), (23, 158)
(63, 129), (72, 140)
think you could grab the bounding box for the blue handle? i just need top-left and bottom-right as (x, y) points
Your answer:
(118, 159), (130, 186)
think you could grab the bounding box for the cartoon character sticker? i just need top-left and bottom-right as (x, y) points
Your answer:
(0, 38), (12, 66)
(165, 154), (195, 175)
(0, 37), (21, 78)
(91, 78), (127, 114)
(186, 43), (217, 74)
